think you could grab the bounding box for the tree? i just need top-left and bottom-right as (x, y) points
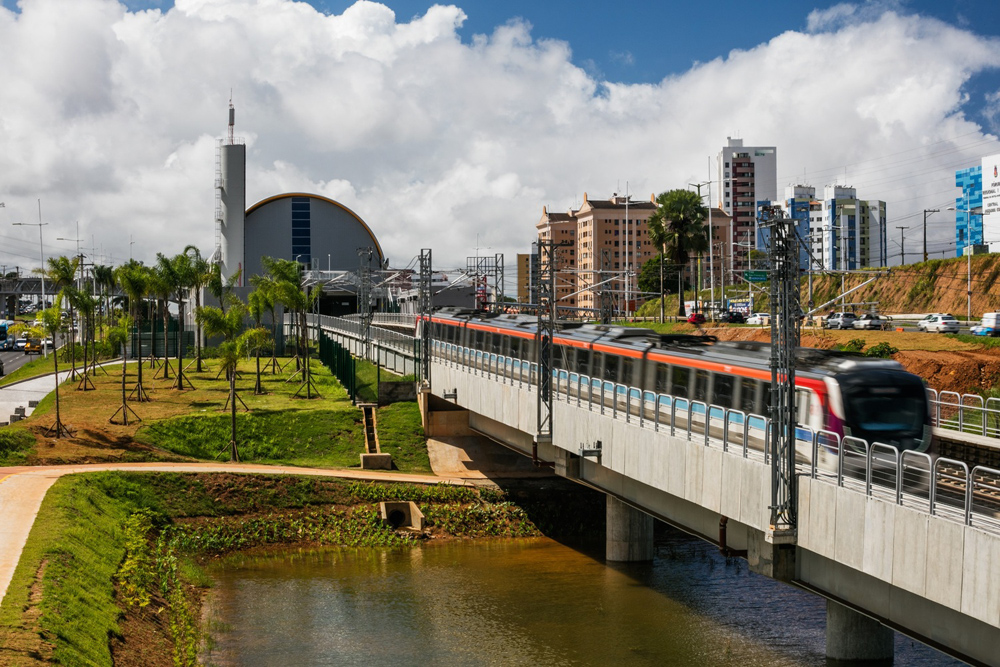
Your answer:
(249, 273), (282, 374)
(114, 261), (152, 402)
(195, 301), (265, 461)
(260, 257), (320, 397)
(183, 246), (211, 372)
(637, 254), (684, 297)
(108, 315), (140, 425)
(247, 286), (273, 394)
(36, 299), (71, 437)
(39, 255), (81, 371)
(647, 190), (710, 317)
(68, 287), (97, 391)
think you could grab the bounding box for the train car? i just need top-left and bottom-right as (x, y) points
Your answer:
(420, 309), (932, 462)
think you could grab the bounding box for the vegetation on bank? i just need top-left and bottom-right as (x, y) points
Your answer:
(0, 472), (603, 667)
(4, 354), (429, 472)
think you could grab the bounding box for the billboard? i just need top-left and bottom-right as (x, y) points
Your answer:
(983, 153), (1000, 244)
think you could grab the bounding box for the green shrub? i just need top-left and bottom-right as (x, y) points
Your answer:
(0, 427), (35, 462)
(864, 341), (898, 358)
(840, 338), (866, 353)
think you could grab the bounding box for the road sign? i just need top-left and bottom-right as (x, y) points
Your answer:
(744, 270), (768, 283)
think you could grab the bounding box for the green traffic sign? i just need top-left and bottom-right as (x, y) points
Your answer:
(744, 270), (768, 283)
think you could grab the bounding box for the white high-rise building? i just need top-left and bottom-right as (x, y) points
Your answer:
(717, 138), (777, 271)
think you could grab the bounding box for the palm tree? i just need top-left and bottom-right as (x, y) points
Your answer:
(92, 264), (115, 334)
(196, 301), (265, 461)
(149, 260), (176, 379)
(184, 246), (211, 372)
(35, 299), (71, 437)
(39, 255), (81, 372)
(647, 190), (710, 317)
(114, 261), (152, 402)
(249, 273), (281, 373)
(108, 315), (140, 425)
(68, 287), (97, 391)
(247, 286), (273, 394)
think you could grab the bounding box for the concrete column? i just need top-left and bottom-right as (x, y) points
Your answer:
(606, 496), (654, 562)
(826, 600), (894, 663)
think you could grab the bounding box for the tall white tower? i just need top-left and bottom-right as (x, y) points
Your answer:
(217, 100), (246, 286)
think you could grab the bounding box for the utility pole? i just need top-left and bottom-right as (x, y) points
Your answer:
(762, 204), (799, 536)
(535, 239), (571, 465)
(418, 248), (432, 388)
(895, 226), (908, 265)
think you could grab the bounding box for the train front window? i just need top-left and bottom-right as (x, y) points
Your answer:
(840, 376), (926, 434)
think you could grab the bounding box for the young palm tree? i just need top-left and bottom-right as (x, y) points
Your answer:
(249, 273), (282, 374)
(108, 315), (140, 425)
(40, 255), (81, 372)
(647, 189), (710, 317)
(183, 246), (211, 372)
(68, 287), (97, 391)
(35, 299), (71, 437)
(196, 301), (265, 461)
(114, 261), (152, 402)
(247, 287), (272, 394)
(149, 260), (177, 380)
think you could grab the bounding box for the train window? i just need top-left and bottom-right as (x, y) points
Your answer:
(655, 363), (670, 394)
(604, 354), (619, 382)
(491, 333), (502, 355)
(475, 330), (486, 350)
(713, 374), (735, 407)
(796, 389), (811, 425)
(578, 349), (592, 376)
(740, 378), (757, 413)
(694, 370), (710, 402)
(672, 366), (689, 398)
(621, 358), (634, 386)
(561, 346), (575, 371)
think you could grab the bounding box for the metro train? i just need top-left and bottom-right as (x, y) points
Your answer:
(420, 308), (933, 458)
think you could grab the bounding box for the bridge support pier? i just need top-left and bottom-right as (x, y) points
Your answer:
(605, 496), (654, 562)
(826, 600), (893, 664)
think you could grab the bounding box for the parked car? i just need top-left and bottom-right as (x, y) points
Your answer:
(746, 312), (770, 325)
(920, 313), (960, 334)
(687, 312), (706, 325)
(824, 312), (858, 329)
(716, 311), (745, 324)
(971, 312), (1000, 337)
(853, 314), (891, 330)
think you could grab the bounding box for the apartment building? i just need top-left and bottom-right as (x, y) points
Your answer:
(718, 137), (777, 271)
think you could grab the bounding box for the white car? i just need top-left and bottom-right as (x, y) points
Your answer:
(920, 314), (960, 334)
(745, 312), (770, 325)
(916, 313), (948, 332)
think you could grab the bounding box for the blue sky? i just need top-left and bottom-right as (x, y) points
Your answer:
(1, 0), (999, 267)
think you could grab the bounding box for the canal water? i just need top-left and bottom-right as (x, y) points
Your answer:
(202, 530), (959, 666)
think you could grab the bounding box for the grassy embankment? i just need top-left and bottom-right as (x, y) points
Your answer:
(1, 354), (428, 472)
(0, 471), (603, 666)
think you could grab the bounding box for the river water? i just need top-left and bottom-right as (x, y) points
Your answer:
(202, 530), (959, 666)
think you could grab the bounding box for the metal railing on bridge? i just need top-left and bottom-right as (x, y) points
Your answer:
(432, 339), (1000, 536)
(927, 388), (1000, 439)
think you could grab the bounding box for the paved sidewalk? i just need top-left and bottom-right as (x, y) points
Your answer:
(0, 371), (73, 425)
(0, 462), (474, 607)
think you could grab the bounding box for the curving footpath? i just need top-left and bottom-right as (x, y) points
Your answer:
(0, 461), (475, 607)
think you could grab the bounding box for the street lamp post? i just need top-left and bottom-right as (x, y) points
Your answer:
(949, 202), (984, 326)
(923, 209), (939, 263)
(13, 212), (49, 357)
(895, 226), (909, 266)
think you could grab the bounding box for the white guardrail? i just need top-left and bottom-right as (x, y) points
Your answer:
(432, 340), (1000, 536)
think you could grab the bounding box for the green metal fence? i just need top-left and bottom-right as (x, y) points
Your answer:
(319, 331), (356, 402)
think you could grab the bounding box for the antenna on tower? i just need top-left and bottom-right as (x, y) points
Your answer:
(228, 91), (235, 145)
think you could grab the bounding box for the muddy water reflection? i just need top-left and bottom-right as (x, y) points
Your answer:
(203, 532), (957, 666)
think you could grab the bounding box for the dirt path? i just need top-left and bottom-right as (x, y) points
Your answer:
(0, 462), (474, 608)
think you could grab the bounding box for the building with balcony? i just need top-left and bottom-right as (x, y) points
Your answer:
(718, 138), (777, 271)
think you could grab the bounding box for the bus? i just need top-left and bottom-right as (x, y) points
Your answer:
(0, 320), (15, 350)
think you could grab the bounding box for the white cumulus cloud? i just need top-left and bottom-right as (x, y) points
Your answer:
(0, 0), (997, 273)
